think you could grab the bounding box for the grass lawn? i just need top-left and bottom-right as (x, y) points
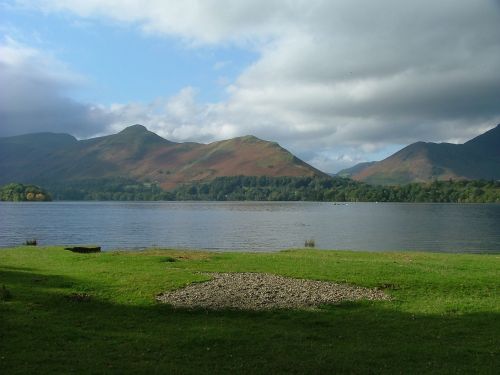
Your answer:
(0, 247), (499, 374)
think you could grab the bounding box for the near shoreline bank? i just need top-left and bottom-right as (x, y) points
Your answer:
(1, 247), (498, 373)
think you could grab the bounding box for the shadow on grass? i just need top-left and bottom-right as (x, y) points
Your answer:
(1, 267), (498, 374)
(0, 265), (37, 272)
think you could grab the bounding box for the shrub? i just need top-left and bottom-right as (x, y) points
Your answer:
(304, 239), (315, 248)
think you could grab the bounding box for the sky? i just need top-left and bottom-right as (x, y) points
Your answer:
(1, 1), (500, 173)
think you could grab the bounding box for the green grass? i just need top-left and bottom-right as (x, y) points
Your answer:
(1, 247), (498, 374)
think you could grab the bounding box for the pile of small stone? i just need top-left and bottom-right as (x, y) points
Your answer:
(156, 272), (390, 310)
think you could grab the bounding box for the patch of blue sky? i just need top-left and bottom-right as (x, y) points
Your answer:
(1, 3), (258, 105)
(369, 145), (404, 162)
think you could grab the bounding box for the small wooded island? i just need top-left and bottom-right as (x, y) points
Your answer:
(0, 183), (52, 201)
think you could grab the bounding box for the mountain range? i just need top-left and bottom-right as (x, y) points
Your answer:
(338, 124), (500, 185)
(2, 123), (499, 189)
(0, 125), (324, 189)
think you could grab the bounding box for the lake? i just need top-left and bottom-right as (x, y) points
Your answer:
(0, 201), (499, 253)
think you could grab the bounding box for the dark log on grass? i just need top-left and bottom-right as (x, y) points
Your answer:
(65, 246), (101, 253)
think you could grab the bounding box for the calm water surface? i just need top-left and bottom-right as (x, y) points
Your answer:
(0, 201), (499, 253)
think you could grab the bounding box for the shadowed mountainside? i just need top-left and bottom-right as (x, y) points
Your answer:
(0, 125), (325, 189)
(340, 124), (500, 185)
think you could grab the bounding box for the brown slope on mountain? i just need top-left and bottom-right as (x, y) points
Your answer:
(155, 135), (324, 189)
(352, 142), (463, 185)
(0, 125), (325, 189)
(350, 124), (500, 185)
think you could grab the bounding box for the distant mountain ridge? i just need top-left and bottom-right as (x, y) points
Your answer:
(341, 124), (500, 185)
(0, 125), (325, 189)
(336, 161), (377, 178)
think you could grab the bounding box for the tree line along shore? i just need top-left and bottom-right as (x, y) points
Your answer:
(1, 176), (499, 203)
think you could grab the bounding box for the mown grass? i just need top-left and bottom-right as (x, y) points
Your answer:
(0, 247), (498, 374)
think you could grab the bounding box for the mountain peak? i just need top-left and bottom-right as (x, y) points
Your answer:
(113, 124), (172, 144)
(119, 124), (149, 134)
(240, 135), (260, 141)
(463, 124), (500, 158)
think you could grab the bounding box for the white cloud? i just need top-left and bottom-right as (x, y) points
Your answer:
(104, 87), (239, 143)
(26, 0), (293, 44)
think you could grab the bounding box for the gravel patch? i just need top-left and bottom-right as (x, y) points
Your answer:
(156, 272), (390, 310)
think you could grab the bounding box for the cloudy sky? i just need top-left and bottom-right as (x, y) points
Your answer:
(1, 0), (500, 172)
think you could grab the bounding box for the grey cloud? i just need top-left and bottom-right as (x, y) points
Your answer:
(0, 39), (113, 138)
(218, 5), (500, 161)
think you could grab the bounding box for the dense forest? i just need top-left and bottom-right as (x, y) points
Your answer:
(41, 178), (171, 201)
(0, 183), (52, 201)
(172, 176), (500, 203)
(15, 176), (500, 203)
